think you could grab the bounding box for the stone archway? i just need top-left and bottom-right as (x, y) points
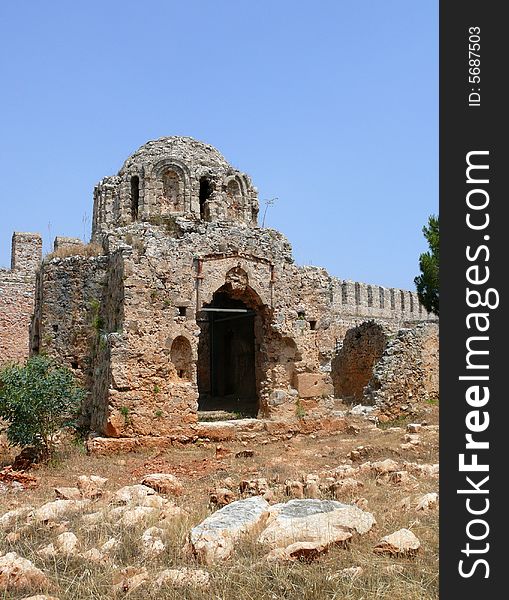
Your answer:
(197, 273), (268, 418)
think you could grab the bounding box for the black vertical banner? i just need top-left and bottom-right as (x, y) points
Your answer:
(440, 2), (507, 597)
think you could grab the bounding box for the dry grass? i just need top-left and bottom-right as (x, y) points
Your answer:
(45, 243), (103, 261)
(0, 415), (439, 599)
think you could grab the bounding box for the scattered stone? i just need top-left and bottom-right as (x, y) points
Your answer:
(155, 568), (210, 589)
(415, 492), (439, 511)
(328, 478), (364, 497)
(141, 527), (165, 557)
(285, 480), (304, 498)
(54, 487), (81, 500)
(34, 500), (89, 523)
(265, 541), (330, 563)
(141, 473), (183, 496)
(0, 552), (49, 591)
(112, 506), (158, 527)
(101, 538), (120, 554)
(55, 532), (78, 555)
(112, 566), (149, 594)
(384, 564), (405, 574)
(235, 450), (254, 458)
(304, 480), (320, 498)
(258, 499), (376, 549)
(389, 471), (412, 485)
(76, 475), (108, 499)
(6, 532), (21, 543)
(81, 548), (107, 564)
(371, 459), (400, 475)
(239, 478), (269, 496)
(209, 488), (236, 507)
(407, 423), (422, 433)
(81, 511), (104, 525)
(112, 484), (156, 505)
(0, 507), (33, 530)
(189, 496), (270, 563)
(374, 528), (420, 556)
(20, 596), (59, 600)
(336, 566), (364, 579)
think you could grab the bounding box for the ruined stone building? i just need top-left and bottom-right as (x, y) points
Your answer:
(0, 137), (438, 441)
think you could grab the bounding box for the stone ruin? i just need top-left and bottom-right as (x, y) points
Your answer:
(0, 136), (438, 441)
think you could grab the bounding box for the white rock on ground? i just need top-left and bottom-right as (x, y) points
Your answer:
(0, 507), (34, 530)
(76, 475), (108, 499)
(415, 492), (439, 511)
(34, 500), (89, 523)
(54, 487), (81, 500)
(141, 473), (183, 496)
(20, 596), (60, 600)
(141, 527), (166, 557)
(0, 552), (50, 591)
(112, 567), (149, 594)
(258, 499), (376, 550)
(374, 528), (421, 556)
(155, 568), (210, 589)
(189, 496), (270, 563)
(112, 484), (156, 505)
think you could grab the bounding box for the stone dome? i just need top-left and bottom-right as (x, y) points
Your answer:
(119, 136), (231, 175)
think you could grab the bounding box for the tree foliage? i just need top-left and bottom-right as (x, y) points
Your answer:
(0, 355), (85, 456)
(414, 214), (439, 316)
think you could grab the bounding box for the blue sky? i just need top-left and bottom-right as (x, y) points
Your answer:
(0, 0), (437, 289)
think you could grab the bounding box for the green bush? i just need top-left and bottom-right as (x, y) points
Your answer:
(0, 355), (85, 457)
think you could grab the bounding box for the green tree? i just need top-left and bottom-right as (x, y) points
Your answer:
(414, 214), (439, 316)
(0, 355), (85, 457)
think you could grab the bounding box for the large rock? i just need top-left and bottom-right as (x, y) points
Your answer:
(112, 484), (156, 505)
(141, 473), (183, 496)
(258, 499), (375, 549)
(0, 507), (34, 530)
(374, 528), (421, 556)
(189, 496), (270, 563)
(34, 500), (89, 523)
(76, 475), (108, 499)
(0, 552), (50, 591)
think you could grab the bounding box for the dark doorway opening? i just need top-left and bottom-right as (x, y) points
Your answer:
(130, 176), (140, 221)
(197, 289), (258, 418)
(199, 177), (213, 220)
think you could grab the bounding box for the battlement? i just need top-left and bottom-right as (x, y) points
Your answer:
(10, 232), (43, 274)
(0, 232), (42, 364)
(331, 277), (435, 322)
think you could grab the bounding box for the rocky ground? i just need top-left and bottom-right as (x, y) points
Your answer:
(0, 410), (439, 600)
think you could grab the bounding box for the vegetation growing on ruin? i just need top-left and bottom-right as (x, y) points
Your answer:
(0, 355), (84, 457)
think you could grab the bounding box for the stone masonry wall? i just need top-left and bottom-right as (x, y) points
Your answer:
(364, 322), (439, 419)
(0, 233), (42, 365)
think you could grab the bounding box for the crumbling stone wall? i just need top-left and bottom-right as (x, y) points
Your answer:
(0, 233), (42, 365)
(364, 322), (439, 419)
(15, 136), (438, 439)
(331, 321), (391, 403)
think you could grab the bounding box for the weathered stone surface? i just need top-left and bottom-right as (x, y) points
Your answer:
(34, 500), (89, 523)
(54, 487), (81, 500)
(0, 552), (49, 591)
(2, 137), (435, 440)
(0, 507), (34, 530)
(112, 566), (149, 594)
(415, 492), (439, 511)
(189, 496), (270, 563)
(141, 473), (183, 496)
(374, 528), (421, 556)
(112, 484), (156, 505)
(141, 527), (165, 557)
(265, 541), (331, 563)
(209, 488), (236, 507)
(155, 568), (210, 589)
(20, 596), (59, 600)
(76, 475), (108, 499)
(258, 499), (375, 549)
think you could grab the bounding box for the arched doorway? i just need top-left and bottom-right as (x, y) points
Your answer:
(197, 283), (263, 418)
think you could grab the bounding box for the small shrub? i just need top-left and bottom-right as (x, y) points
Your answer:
(295, 398), (306, 419)
(46, 242), (103, 260)
(0, 355), (85, 458)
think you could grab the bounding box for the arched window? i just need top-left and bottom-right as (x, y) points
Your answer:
(162, 169), (182, 211)
(130, 176), (140, 221)
(170, 336), (193, 381)
(199, 177), (213, 220)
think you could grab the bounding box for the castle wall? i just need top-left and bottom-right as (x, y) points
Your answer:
(0, 233), (42, 365)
